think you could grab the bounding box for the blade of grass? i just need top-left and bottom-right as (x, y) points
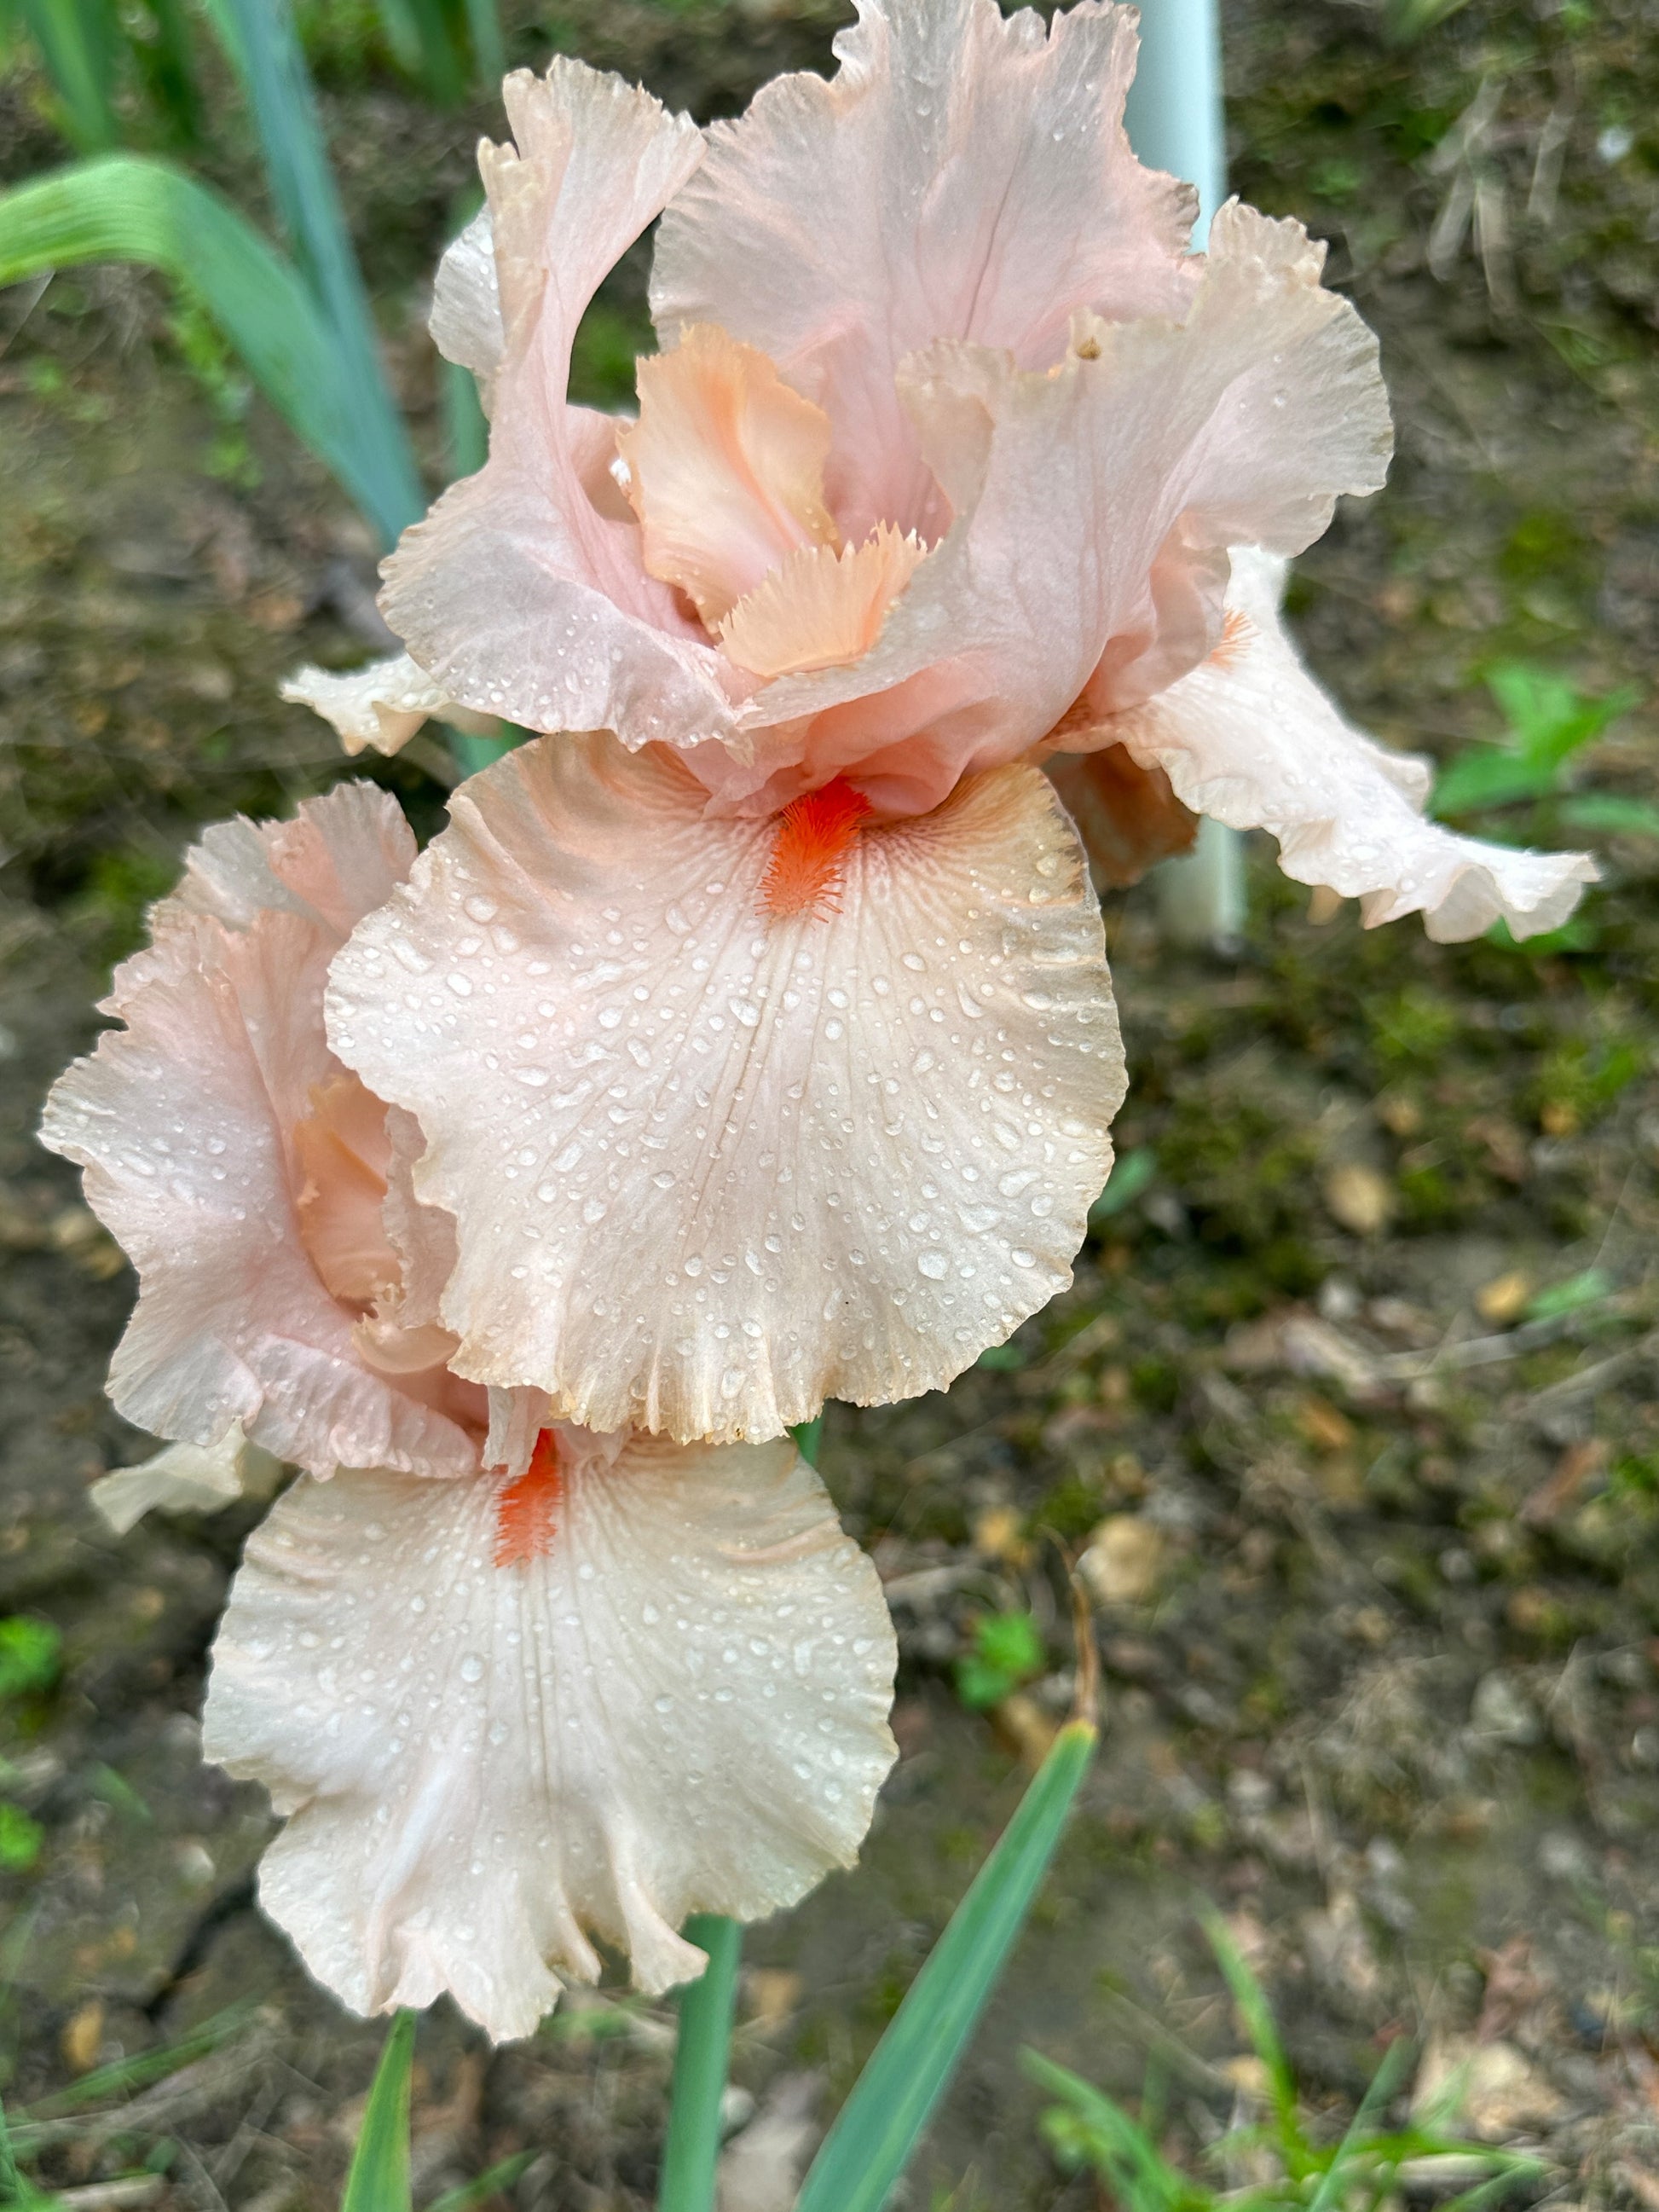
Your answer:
(340, 2011), (416, 2212)
(374, 0), (425, 77)
(425, 2151), (536, 2212)
(1022, 2052), (1188, 2212)
(17, 0), (118, 153)
(0, 157), (398, 534)
(1304, 2039), (1413, 2212)
(656, 1914), (742, 2212)
(377, 0), (465, 101)
(795, 1717), (1097, 2212)
(131, 0), (204, 148)
(15, 2002), (259, 2124)
(1439, 2162), (1548, 2212)
(220, 0), (423, 543)
(1198, 1909), (1302, 2163)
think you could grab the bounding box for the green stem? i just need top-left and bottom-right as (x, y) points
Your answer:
(655, 1410), (827, 2209)
(657, 1914), (742, 2212)
(442, 724), (516, 779)
(789, 1414), (824, 1468)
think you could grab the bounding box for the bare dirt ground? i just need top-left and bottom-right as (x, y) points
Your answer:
(3, 0), (1659, 2204)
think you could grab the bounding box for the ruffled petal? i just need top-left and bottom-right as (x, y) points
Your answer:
(379, 61), (741, 752)
(706, 201), (1392, 816)
(40, 789), (483, 1478)
(651, 0), (1196, 541)
(293, 1074), (399, 1308)
(618, 323), (839, 627)
(202, 1429), (898, 2039)
(280, 652), (499, 760)
(720, 525), (925, 681)
(129, 780), (415, 952)
(90, 1422), (280, 1536)
(1111, 547), (1598, 941)
(430, 207), (503, 409)
(327, 735), (1123, 1445)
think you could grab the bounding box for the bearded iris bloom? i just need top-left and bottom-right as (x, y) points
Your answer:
(297, 0), (1589, 1451)
(47, 0), (1595, 2050)
(42, 791), (897, 2040)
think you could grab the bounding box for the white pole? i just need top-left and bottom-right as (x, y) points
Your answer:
(1125, 0), (1247, 953)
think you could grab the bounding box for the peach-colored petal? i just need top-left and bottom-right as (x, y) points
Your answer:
(128, 780), (415, 952)
(90, 1422), (281, 1537)
(652, 0), (1197, 542)
(378, 1105), (459, 1335)
(1112, 547), (1598, 941)
(699, 200), (1393, 818)
(1045, 744), (1198, 889)
(203, 1428), (897, 2038)
(720, 525), (925, 680)
(618, 323), (839, 628)
(380, 61), (743, 752)
(280, 652), (499, 761)
(430, 207), (502, 411)
(327, 735), (1123, 1445)
(40, 789), (482, 1479)
(293, 1074), (398, 1309)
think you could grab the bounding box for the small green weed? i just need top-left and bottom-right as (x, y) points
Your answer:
(1530, 1034), (1645, 1130)
(1089, 1146), (1156, 1232)
(1525, 1266), (1615, 1323)
(166, 298), (257, 489)
(1433, 663), (1648, 864)
(1027, 1909), (1546, 2210)
(0, 1622), (59, 1883)
(0, 1623), (58, 1707)
(0, 1810), (41, 1877)
(955, 1611), (1045, 1711)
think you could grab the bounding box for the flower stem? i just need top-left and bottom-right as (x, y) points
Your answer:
(655, 1413), (827, 2209)
(657, 1913), (743, 2212)
(789, 1415), (824, 1468)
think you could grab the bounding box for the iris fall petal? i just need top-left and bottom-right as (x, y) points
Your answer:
(40, 787), (484, 1478)
(327, 735), (1124, 1444)
(203, 1428), (898, 2039)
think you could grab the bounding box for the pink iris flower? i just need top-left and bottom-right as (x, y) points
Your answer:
(42, 790), (896, 2039)
(50, 0), (1598, 2043)
(293, 0), (1591, 1455)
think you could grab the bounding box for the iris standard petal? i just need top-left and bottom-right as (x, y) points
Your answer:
(379, 59), (742, 751)
(698, 201), (1393, 817)
(619, 322), (840, 627)
(651, 0), (1196, 541)
(1111, 547), (1598, 941)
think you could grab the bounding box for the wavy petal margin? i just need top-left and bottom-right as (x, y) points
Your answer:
(327, 736), (1124, 1443)
(204, 1430), (897, 2038)
(1111, 548), (1597, 941)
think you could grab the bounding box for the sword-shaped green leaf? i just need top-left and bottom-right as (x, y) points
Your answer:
(794, 1717), (1097, 2212)
(340, 2010), (416, 2212)
(0, 154), (397, 532)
